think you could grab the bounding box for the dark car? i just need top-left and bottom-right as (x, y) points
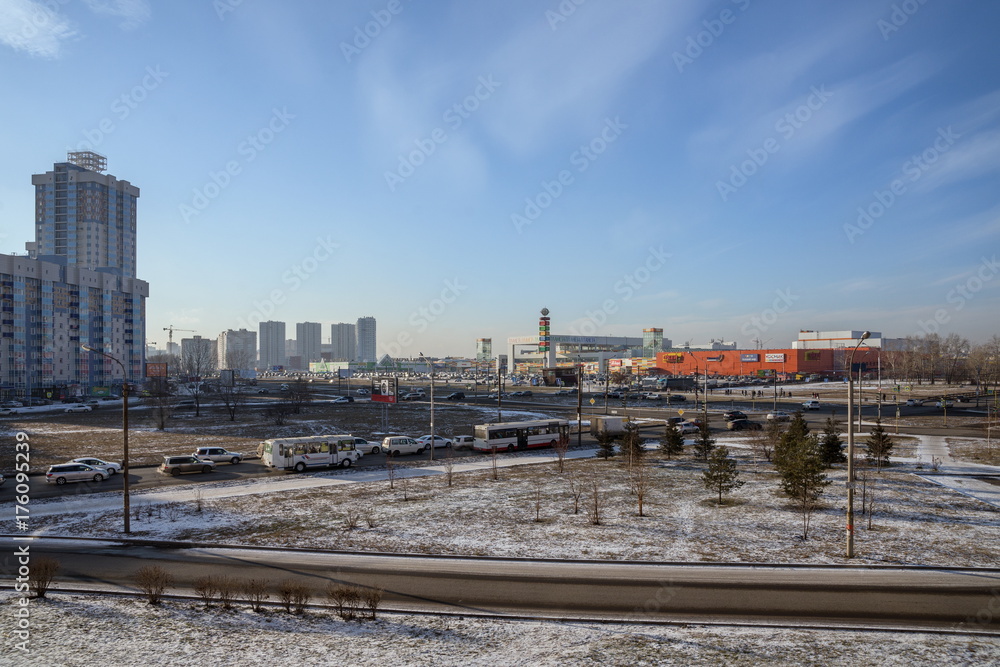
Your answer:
(723, 410), (747, 421)
(668, 395), (687, 403)
(445, 392), (465, 400)
(727, 419), (763, 431)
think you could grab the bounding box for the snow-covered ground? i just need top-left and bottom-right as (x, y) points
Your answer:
(24, 434), (1000, 565)
(4, 592), (997, 667)
(8, 432), (1000, 664)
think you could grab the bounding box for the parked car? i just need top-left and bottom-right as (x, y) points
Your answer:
(0, 408), (18, 416)
(722, 410), (747, 421)
(727, 419), (763, 431)
(353, 438), (380, 455)
(381, 436), (425, 456)
(64, 404), (93, 413)
(445, 392), (465, 400)
(193, 447), (243, 464)
(802, 400), (820, 410)
(416, 434), (453, 449)
(46, 463), (107, 485)
(668, 395), (687, 403)
(452, 435), (475, 450)
(766, 411), (791, 422)
(2, 401), (23, 408)
(70, 457), (122, 475)
(159, 455), (216, 476)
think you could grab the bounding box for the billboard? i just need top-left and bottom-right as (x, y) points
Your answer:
(740, 353), (759, 362)
(765, 353), (786, 363)
(543, 367), (579, 387)
(146, 362), (168, 378)
(662, 352), (684, 364)
(371, 376), (398, 404)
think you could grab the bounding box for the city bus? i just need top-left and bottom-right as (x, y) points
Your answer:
(472, 419), (570, 453)
(259, 434), (361, 472)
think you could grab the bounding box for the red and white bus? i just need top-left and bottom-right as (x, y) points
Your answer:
(472, 419), (569, 453)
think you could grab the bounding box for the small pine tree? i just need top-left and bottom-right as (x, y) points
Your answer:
(777, 433), (830, 540)
(660, 420), (685, 459)
(865, 418), (894, 471)
(693, 422), (715, 461)
(702, 445), (745, 504)
(774, 412), (810, 472)
(819, 416), (845, 467)
(596, 431), (616, 459)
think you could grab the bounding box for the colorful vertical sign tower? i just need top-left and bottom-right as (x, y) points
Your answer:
(539, 308), (556, 368)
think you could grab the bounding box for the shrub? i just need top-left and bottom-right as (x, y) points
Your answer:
(135, 565), (172, 605)
(29, 557), (59, 599)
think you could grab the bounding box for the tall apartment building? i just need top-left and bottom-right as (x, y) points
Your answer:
(356, 316), (376, 362)
(180, 335), (216, 374)
(217, 328), (257, 371)
(1, 152), (147, 399)
(330, 322), (356, 361)
(258, 320), (286, 370)
(296, 322), (322, 364)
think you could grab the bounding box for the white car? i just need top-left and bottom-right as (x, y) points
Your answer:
(766, 411), (791, 422)
(381, 436), (425, 456)
(65, 404), (93, 413)
(801, 400), (820, 410)
(70, 457), (123, 475)
(679, 422), (700, 435)
(193, 447), (243, 464)
(353, 438), (380, 455)
(905, 399), (921, 406)
(356, 388), (371, 395)
(936, 400), (954, 408)
(640, 392), (661, 400)
(416, 435), (453, 449)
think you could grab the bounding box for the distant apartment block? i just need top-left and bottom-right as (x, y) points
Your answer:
(356, 316), (376, 362)
(296, 322), (322, 364)
(331, 322), (356, 361)
(258, 320), (286, 370)
(217, 328), (257, 371)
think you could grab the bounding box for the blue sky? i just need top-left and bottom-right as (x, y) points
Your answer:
(1, 0), (998, 358)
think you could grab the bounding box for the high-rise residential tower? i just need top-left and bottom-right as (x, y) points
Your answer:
(330, 322), (356, 361)
(1, 152), (147, 399)
(296, 322), (322, 364)
(258, 320), (286, 370)
(356, 316), (376, 362)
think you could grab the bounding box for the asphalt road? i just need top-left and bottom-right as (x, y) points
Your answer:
(5, 537), (998, 630)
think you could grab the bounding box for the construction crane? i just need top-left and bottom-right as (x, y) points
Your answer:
(163, 326), (195, 349)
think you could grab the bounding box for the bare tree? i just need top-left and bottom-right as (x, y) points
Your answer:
(533, 477), (544, 522)
(194, 577), (216, 607)
(588, 470), (605, 526)
(552, 432), (570, 472)
(287, 379), (313, 415)
(750, 419), (782, 463)
(443, 446), (455, 487)
(490, 445), (500, 481)
(180, 338), (217, 417)
(386, 452), (397, 490)
(629, 461), (651, 517)
(215, 576), (237, 610)
(568, 469), (584, 515)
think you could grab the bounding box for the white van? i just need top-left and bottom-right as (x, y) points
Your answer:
(802, 400), (820, 410)
(381, 436), (425, 456)
(452, 435), (475, 450)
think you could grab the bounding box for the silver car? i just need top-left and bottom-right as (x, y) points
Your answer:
(192, 447), (243, 464)
(46, 463), (107, 485)
(70, 457), (123, 475)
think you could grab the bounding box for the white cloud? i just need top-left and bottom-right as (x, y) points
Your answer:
(0, 0), (76, 58)
(82, 0), (150, 30)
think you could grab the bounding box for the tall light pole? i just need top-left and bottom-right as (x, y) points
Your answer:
(81, 344), (131, 534)
(846, 330), (870, 558)
(419, 353), (435, 462)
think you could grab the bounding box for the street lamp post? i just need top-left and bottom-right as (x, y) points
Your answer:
(81, 345), (130, 534)
(846, 330), (870, 559)
(419, 353), (435, 462)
